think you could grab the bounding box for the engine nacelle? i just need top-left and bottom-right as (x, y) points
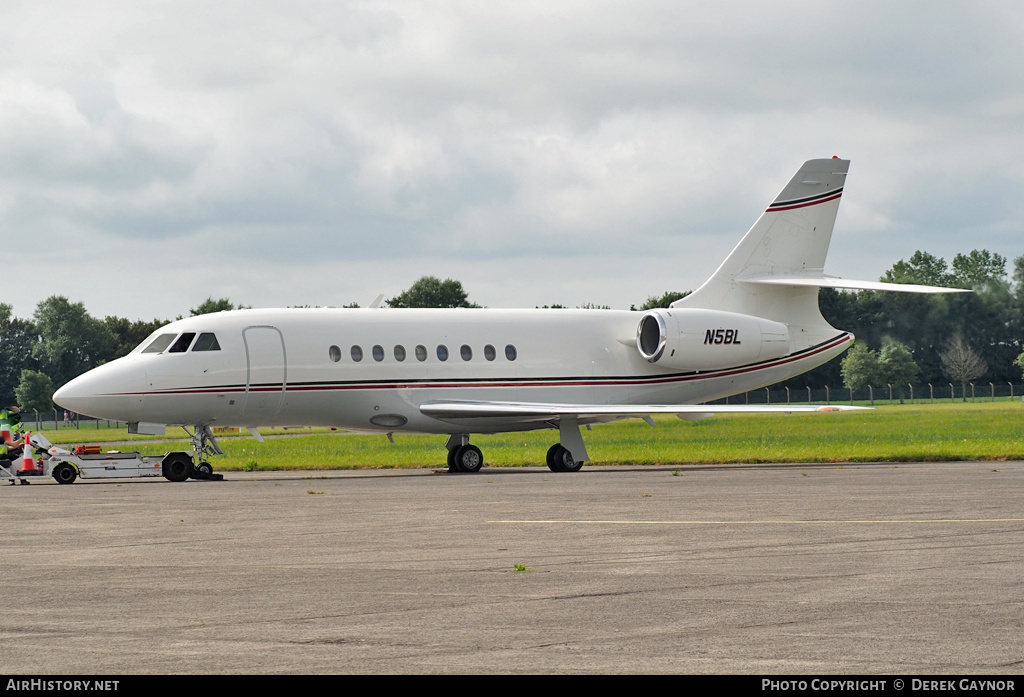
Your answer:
(636, 308), (790, 371)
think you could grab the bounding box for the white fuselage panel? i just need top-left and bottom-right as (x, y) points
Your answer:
(54, 307), (850, 434)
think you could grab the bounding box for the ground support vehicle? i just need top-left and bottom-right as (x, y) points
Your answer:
(0, 434), (219, 485)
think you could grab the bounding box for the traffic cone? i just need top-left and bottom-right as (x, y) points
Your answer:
(17, 432), (38, 476)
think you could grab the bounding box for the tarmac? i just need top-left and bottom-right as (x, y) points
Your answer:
(2, 461), (1023, 675)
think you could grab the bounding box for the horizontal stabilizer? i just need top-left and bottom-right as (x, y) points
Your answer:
(421, 400), (868, 427)
(739, 275), (969, 294)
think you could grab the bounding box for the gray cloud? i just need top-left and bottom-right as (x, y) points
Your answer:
(2, 1), (1023, 320)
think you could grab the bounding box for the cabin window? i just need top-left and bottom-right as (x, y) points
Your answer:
(505, 344), (517, 361)
(328, 345), (341, 362)
(415, 345), (427, 362)
(484, 344), (496, 361)
(193, 333), (221, 352)
(142, 334), (176, 354)
(437, 345), (449, 361)
(372, 345), (384, 362)
(460, 344), (472, 361)
(168, 333), (196, 353)
(394, 345), (406, 362)
(351, 345), (363, 362)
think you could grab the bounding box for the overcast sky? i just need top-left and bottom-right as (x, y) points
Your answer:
(3, 0), (1023, 321)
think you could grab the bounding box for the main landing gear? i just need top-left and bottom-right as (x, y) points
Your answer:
(447, 443), (484, 473)
(545, 443), (583, 472)
(445, 430), (587, 474)
(446, 435), (484, 473)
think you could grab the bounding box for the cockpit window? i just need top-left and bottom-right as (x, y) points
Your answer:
(191, 333), (221, 352)
(168, 332), (197, 353)
(141, 334), (177, 354)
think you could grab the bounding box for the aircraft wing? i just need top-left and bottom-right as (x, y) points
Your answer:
(420, 400), (868, 427)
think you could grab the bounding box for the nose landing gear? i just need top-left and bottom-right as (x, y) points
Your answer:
(184, 424), (224, 480)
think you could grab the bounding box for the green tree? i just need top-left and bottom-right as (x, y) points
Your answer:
(633, 291), (690, 311)
(878, 339), (919, 401)
(190, 297), (239, 316)
(882, 251), (953, 287)
(14, 369), (54, 413)
(104, 316), (169, 359)
(1011, 255), (1024, 352)
(32, 296), (113, 388)
(1011, 254), (1024, 301)
(0, 303), (38, 406)
(878, 339), (919, 386)
(950, 250), (1007, 290)
(386, 277), (480, 308)
(840, 343), (883, 390)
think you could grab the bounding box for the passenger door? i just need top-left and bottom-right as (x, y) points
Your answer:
(241, 326), (287, 421)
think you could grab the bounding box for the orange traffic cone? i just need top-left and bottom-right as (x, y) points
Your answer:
(17, 432), (38, 476)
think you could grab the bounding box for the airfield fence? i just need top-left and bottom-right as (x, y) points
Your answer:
(25, 411), (126, 432)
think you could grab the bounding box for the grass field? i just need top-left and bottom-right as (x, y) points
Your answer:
(31, 401), (1024, 471)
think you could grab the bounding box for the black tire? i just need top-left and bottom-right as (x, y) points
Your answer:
(193, 461), (214, 480)
(546, 443), (565, 472)
(547, 444), (583, 472)
(447, 447), (458, 471)
(454, 444), (483, 473)
(162, 453), (194, 482)
(52, 463), (78, 485)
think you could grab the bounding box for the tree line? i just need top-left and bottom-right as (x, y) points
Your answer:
(795, 249), (1024, 392)
(3, 249), (1023, 412)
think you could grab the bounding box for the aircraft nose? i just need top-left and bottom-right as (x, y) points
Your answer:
(53, 358), (145, 421)
(52, 377), (97, 415)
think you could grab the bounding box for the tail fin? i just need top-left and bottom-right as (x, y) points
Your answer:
(674, 158), (849, 335)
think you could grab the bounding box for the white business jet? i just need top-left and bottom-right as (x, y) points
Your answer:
(53, 158), (961, 475)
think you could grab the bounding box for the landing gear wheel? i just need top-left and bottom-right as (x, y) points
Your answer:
(162, 453), (194, 482)
(546, 444), (583, 473)
(558, 447), (584, 472)
(52, 463), (77, 485)
(453, 444), (484, 473)
(193, 461), (214, 480)
(447, 448), (459, 472)
(546, 443), (564, 472)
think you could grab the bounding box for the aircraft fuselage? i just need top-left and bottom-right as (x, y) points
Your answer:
(55, 307), (851, 434)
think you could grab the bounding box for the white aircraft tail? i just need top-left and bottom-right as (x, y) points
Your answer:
(674, 157), (965, 343)
(674, 158), (849, 336)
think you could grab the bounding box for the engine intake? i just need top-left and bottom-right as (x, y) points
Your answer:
(636, 308), (790, 371)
